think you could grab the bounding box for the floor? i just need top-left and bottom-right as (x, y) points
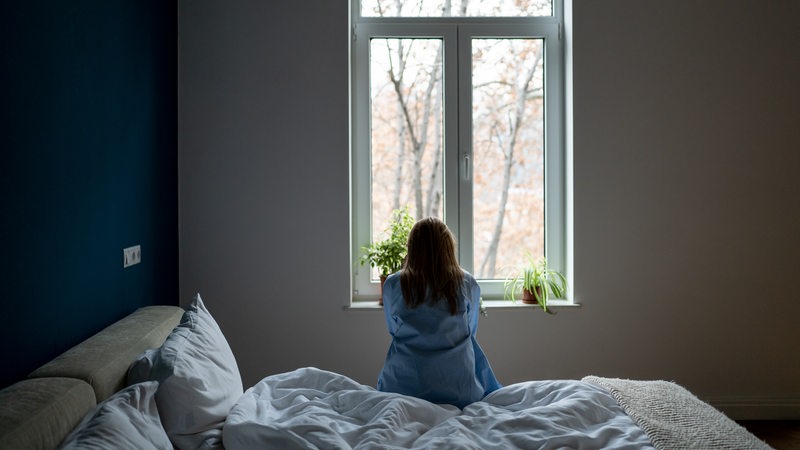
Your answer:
(738, 421), (800, 449)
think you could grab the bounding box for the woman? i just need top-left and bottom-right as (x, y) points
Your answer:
(377, 217), (501, 408)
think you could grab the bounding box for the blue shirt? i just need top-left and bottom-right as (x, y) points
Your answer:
(377, 271), (502, 408)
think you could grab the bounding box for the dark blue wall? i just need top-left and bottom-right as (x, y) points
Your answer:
(0, 1), (177, 389)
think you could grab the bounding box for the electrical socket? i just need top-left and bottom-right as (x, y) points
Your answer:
(123, 245), (141, 268)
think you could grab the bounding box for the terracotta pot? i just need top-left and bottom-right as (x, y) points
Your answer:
(521, 286), (543, 305)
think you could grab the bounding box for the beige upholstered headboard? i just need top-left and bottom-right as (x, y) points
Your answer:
(28, 305), (184, 402)
(0, 305), (184, 450)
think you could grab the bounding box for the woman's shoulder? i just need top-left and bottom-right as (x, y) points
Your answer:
(461, 270), (478, 285)
(383, 272), (403, 298)
(385, 271), (402, 285)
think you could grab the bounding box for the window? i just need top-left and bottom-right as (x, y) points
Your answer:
(351, 0), (568, 302)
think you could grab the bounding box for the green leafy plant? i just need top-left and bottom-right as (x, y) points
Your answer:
(503, 255), (567, 314)
(360, 207), (415, 278)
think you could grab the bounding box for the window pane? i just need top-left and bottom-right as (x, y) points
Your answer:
(472, 38), (544, 279)
(369, 38), (444, 275)
(362, 0), (551, 17)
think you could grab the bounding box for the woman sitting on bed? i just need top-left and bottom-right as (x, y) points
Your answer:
(377, 217), (502, 408)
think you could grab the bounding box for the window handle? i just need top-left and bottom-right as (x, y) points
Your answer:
(464, 154), (471, 180)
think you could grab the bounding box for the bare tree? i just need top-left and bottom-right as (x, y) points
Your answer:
(477, 42), (543, 278)
(370, 0), (548, 278)
(385, 40), (444, 219)
(382, 0), (466, 219)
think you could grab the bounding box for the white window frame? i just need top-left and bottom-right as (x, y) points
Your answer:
(350, 0), (570, 303)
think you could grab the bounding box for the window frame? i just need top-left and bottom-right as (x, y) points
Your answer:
(350, 1), (569, 303)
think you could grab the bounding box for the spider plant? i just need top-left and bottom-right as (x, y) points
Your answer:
(503, 256), (567, 314)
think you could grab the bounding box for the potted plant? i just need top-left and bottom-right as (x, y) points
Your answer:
(503, 256), (567, 314)
(360, 207), (414, 304)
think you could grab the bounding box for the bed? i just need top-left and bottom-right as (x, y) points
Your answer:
(0, 295), (772, 450)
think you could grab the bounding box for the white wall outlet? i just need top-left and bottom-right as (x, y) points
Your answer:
(123, 245), (141, 268)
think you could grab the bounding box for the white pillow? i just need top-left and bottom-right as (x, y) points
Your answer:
(59, 381), (172, 450)
(149, 294), (243, 450)
(127, 347), (159, 386)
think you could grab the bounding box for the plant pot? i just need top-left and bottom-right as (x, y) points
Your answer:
(379, 275), (387, 306)
(521, 286), (542, 305)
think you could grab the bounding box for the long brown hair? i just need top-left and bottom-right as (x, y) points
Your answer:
(400, 217), (464, 315)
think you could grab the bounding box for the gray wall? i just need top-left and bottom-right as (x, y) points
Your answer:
(178, 0), (800, 418)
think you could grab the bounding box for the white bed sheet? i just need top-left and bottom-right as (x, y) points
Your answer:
(223, 367), (655, 450)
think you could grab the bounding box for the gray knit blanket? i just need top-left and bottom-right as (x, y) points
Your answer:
(582, 376), (772, 450)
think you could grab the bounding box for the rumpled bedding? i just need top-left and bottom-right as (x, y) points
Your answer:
(223, 367), (655, 450)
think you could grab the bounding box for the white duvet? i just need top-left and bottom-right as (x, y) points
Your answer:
(223, 367), (655, 450)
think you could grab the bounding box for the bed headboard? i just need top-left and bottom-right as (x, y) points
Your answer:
(28, 305), (184, 402)
(0, 305), (184, 449)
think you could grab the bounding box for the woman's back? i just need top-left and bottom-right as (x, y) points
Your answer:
(377, 271), (500, 408)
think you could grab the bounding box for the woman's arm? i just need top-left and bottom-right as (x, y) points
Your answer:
(465, 274), (481, 334)
(382, 273), (402, 335)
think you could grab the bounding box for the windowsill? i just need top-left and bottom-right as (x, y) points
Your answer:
(344, 299), (581, 311)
